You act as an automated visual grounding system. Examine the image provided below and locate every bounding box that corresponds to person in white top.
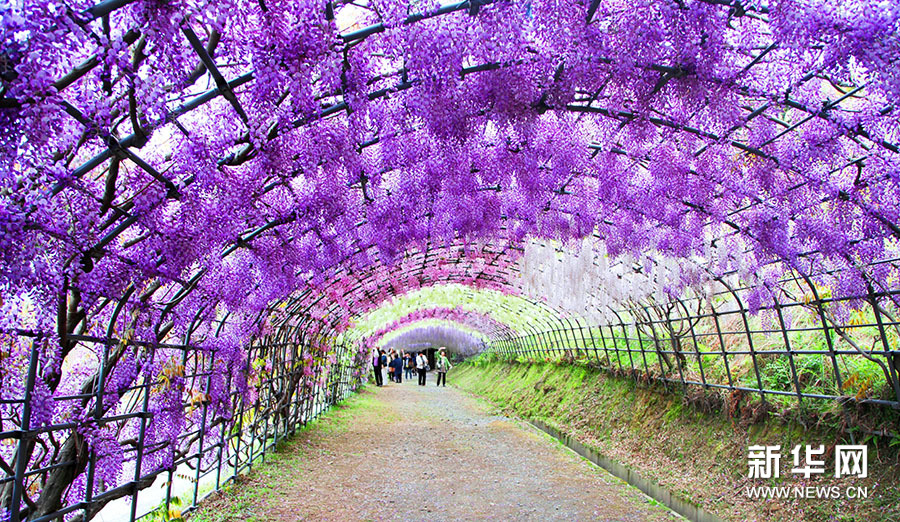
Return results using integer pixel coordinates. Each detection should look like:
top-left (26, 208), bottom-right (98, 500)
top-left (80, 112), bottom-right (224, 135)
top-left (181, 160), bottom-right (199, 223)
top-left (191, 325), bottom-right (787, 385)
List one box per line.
top-left (415, 351), bottom-right (428, 386)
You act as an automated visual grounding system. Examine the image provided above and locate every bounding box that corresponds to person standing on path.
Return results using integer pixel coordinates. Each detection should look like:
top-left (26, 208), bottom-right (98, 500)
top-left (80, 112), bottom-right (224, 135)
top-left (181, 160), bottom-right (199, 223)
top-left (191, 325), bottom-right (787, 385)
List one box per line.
top-left (390, 351), bottom-right (404, 383)
top-left (371, 348), bottom-right (383, 387)
top-left (435, 348), bottom-right (452, 387)
top-left (386, 349), bottom-right (395, 383)
top-left (404, 353), bottom-right (413, 380)
top-left (416, 351), bottom-right (428, 386)
top-left (379, 349), bottom-right (388, 384)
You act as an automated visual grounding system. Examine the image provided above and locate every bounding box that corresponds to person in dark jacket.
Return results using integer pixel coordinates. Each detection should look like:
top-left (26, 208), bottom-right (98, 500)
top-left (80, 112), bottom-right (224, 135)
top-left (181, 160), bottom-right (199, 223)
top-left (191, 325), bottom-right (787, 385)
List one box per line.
top-left (390, 351), bottom-right (404, 383)
top-left (404, 353), bottom-right (414, 380)
top-left (371, 348), bottom-right (383, 387)
top-left (379, 349), bottom-right (389, 384)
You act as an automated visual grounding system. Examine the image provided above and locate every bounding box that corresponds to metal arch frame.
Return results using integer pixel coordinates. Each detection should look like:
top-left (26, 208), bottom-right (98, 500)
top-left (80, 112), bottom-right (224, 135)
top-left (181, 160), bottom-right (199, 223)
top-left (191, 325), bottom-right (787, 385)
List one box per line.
top-left (5, 1), bottom-right (900, 521)
top-left (487, 267), bottom-right (900, 412)
top-left (348, 305), bottom-right (523, 344)
top-left (344, 286), bottom-right (570, 343)
top-left (68, 168), bottom-right (895, 368)
top-left (16, 0), bottom-right (894, 366)
top-left (257, 225), bottom-right (900, 413)
top-left (478, 228), bottom-right (900, 410)
top-left (21, 0), bottom-right (894, 332)
top-left (256, 228), bottom-right (627, 342)
top-left (52, 201), bottom-right (900, 412)
top-left (372, 321), bottom-right (493, 351)
top-left (255, 173), bottom-right (897, 334)
top-left (312, 285), bottom-right (553, 350)
top-left (60, 110), bottom-right (892, 360)
top-left (263, 239), bottom-right (547, 324)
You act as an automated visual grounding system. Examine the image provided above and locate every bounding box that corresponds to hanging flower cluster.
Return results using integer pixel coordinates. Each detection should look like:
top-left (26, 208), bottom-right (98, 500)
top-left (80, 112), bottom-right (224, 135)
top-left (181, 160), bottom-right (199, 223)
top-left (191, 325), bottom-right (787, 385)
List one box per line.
top-left (382, 325), bottom-right (486, 357)
top-left (361, 306), bottom-right (506, 347)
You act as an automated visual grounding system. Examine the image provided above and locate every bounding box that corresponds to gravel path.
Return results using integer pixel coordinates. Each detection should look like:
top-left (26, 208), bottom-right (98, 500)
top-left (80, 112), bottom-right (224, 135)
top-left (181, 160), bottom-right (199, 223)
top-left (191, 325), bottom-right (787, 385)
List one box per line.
top-left (192, 380), bottom-right (682, 521)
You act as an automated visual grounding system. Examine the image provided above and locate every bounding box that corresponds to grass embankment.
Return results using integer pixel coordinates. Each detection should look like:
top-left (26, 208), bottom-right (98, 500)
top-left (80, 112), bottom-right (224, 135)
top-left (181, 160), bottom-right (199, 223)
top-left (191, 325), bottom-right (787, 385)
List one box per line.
top-left (453, 358), bottom-right (900, 522)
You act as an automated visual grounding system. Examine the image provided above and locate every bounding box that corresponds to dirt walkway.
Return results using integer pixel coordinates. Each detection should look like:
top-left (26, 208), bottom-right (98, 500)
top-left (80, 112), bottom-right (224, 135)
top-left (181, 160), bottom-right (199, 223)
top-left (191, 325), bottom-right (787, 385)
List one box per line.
top-left (191, 380), bottom-right (681, 521)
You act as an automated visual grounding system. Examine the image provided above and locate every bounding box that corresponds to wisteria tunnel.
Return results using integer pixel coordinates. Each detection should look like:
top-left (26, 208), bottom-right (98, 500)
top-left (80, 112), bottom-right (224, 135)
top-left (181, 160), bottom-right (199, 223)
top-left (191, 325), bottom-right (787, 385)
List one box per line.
top-left (1, 0), bottom-right (899, 520)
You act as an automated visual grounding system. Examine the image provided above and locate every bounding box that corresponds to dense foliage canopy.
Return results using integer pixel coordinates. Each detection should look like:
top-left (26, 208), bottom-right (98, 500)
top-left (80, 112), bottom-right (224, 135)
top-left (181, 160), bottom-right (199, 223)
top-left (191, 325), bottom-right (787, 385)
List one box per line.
top-left (1, 0), bottom-right (899, 519)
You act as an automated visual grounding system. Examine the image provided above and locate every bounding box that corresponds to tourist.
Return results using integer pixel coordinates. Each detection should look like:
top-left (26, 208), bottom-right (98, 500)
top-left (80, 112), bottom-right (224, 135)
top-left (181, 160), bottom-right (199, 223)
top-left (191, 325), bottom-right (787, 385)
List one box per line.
top-left (390, 351), bottom-right (404, 383)
top-left (386, 350), bottom-right (395, 382)
top-left (386, 349), bottom-right (395, 382)
top-left (371, 348), bottom-right (383, 387)
top-left (416, 351), bottom-right (428, 386)
top-left (435, 348), bottom-right (452, 387)
top-left (388, 350), bottom-right (396, 383)
top-left (405, 353), bottom-right (415, 380)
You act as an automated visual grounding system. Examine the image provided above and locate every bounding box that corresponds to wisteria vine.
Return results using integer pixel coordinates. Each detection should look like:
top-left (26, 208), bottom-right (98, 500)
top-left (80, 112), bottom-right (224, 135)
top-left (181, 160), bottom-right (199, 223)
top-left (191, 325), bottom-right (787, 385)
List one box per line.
top-left (1, 0), bottom-right (900, 519)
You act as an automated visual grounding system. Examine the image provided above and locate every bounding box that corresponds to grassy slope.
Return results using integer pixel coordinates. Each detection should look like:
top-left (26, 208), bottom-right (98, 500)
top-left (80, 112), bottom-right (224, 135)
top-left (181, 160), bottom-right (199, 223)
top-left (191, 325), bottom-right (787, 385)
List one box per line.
top-left (453, 359), bottom-right (900, 522)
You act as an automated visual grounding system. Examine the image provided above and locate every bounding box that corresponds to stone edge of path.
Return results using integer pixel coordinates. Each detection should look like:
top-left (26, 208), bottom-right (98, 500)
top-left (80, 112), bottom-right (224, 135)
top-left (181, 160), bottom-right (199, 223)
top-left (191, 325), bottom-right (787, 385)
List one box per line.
top-left (526, 418), bottom-right (726, 522)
